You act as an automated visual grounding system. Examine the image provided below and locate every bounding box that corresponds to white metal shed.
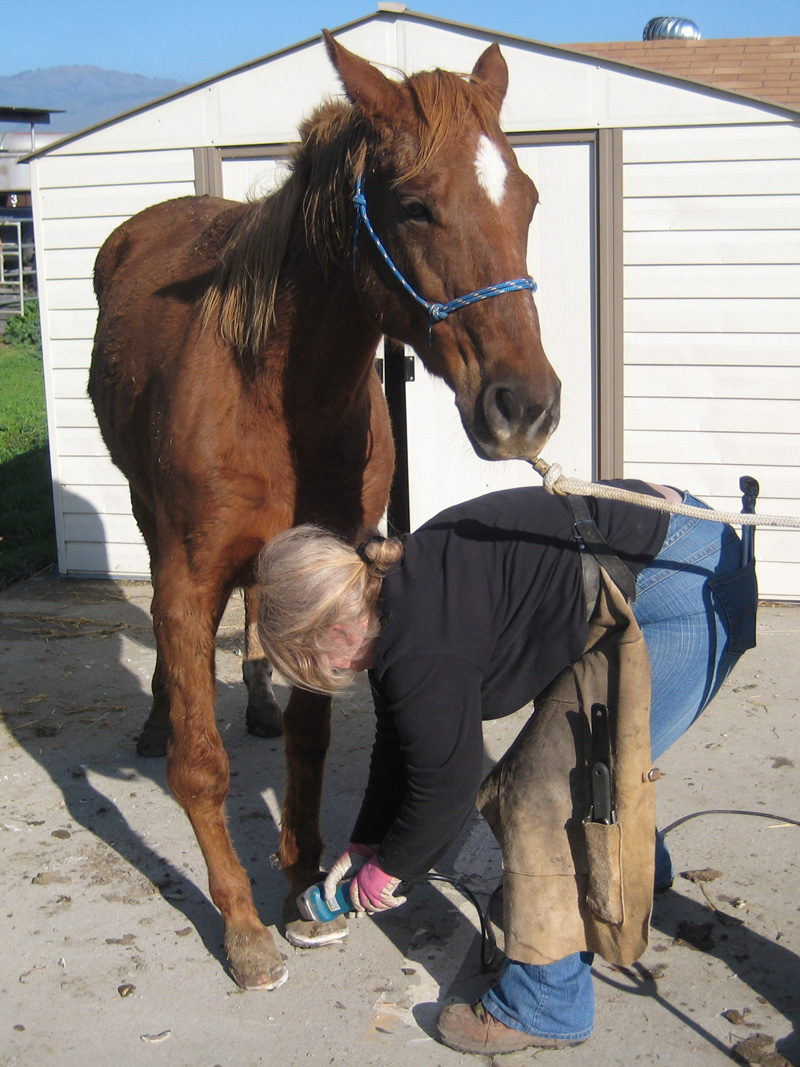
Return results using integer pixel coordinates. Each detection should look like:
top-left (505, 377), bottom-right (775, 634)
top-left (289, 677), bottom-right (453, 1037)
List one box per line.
top-left (27, 5), bottom-right (800, 598)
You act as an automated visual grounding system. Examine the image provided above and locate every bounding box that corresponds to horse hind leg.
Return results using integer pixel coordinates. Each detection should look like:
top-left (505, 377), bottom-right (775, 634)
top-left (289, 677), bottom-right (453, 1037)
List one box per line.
top-left (243, 584), bottom-right (283, 738)
top-left (154, 570), bottom-right (287, 990)
top-left (129, 489), bottom-right (172, 757)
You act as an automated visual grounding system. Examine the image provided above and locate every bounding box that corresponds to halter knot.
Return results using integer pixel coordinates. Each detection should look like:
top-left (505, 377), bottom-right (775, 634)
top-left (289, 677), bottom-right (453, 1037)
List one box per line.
top-left (542, 462), bottom-right (564, 495)
top-left (428, 303), bottom-right (449, 322)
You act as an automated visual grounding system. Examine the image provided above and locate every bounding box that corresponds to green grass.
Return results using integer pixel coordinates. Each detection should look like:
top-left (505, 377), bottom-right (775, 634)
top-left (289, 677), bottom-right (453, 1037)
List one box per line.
top-left (0, 303), bottom-right (57, 589)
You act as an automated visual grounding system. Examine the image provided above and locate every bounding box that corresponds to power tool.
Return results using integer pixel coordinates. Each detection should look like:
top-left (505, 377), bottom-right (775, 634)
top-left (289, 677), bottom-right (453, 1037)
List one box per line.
top-left (296, 879), bottom-right (354, 923)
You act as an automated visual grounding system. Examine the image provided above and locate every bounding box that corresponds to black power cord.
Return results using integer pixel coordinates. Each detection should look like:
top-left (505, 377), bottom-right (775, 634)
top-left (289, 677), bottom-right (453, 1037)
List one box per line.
top-left (410, 874), bottom-right (504, 972)
top-left (662, 808), bottom-right (800, 834)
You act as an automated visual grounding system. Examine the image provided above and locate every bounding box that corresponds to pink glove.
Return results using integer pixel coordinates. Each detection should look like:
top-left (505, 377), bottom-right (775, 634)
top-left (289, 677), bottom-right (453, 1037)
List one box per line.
top-left (351, 855), bottom-right (407, 914)
top-left (323, 842), bottom-right (376, 908)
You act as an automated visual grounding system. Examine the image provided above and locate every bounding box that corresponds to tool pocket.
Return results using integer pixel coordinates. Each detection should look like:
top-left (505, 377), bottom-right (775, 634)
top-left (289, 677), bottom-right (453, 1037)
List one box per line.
top-left (583, 821), bottom-right (624, 926)
top-left (708, 558), bottom-right (757, 657)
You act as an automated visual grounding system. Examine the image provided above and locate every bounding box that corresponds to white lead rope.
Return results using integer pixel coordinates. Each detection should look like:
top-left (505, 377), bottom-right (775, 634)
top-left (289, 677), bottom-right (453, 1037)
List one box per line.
top-left (528, 457), bottom-right (800, 530)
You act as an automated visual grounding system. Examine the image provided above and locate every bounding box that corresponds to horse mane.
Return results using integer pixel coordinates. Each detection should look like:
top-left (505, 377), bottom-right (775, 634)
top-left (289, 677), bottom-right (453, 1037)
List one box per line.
top-left (202, 67), bottom-right (501, 360)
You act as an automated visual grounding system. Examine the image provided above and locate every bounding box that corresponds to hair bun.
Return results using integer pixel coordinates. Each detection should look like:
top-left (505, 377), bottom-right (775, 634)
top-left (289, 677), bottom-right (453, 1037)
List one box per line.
top-left (356, 534), bottom-right (404, 576)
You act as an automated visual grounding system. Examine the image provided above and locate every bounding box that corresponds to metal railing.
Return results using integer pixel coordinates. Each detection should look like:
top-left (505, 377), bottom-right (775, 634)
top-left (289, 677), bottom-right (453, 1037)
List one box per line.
top-left (0, 217), bottom-right (36, 317)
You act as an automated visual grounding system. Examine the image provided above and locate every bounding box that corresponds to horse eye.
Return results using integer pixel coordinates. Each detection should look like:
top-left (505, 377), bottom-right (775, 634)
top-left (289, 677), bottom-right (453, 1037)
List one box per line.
top-left (402, 198), bottom-right (431, 221)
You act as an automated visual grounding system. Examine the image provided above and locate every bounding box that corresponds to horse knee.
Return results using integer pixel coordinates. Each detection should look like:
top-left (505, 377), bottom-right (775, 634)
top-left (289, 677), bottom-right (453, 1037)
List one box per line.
top-left (166, 732), bottom-right (230, 810)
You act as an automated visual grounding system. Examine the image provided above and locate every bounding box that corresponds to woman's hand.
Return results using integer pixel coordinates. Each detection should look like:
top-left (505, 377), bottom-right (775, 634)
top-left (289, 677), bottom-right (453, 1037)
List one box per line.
top-left (323, 842), bottom-right (375, 908)
top-left (351, 856), bottom-right (407, 914)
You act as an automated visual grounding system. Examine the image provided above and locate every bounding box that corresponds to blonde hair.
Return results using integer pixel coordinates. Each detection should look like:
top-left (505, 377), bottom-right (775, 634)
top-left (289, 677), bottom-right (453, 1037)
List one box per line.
top-left (256, 525), bottom-right (404, 694)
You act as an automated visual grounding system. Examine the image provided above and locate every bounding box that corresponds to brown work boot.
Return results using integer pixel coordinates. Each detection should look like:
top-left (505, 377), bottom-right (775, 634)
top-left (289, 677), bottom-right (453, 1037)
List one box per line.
top-left (436, 1001), bottom-right (585, 1054)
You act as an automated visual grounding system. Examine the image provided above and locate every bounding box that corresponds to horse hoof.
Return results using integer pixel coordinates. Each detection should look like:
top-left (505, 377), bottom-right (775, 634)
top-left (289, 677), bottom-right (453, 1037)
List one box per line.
top-left (284, 914), bottom-right (349, 948)
top-left (246, 702), bottom-right (283, 739)
top-left (135, 722), bottom-right (171, 758)
top-left (224, 927), bottom-right (289, 991)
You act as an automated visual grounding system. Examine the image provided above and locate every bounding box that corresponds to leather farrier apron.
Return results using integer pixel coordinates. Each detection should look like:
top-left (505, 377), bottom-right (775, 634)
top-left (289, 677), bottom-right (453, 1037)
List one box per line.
top-left (478, 534), bottom-right (657, 967)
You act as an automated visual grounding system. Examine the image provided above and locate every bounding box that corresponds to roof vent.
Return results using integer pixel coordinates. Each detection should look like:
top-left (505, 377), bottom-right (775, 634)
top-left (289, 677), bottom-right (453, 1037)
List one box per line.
top-left (643, 16), bottom-right (701, 40)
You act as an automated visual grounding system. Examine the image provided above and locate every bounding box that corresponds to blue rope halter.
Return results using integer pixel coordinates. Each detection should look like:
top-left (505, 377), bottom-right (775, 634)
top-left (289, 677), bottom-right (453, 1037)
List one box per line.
top-left (352, 174), bottom-right (537, 341)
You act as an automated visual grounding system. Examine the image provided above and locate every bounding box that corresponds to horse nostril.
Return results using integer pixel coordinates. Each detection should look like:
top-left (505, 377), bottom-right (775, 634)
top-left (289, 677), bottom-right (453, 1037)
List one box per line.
top-left (494, 388), bottom-right (517, 425)
top-left (484, 384), bottom-right (522, 439)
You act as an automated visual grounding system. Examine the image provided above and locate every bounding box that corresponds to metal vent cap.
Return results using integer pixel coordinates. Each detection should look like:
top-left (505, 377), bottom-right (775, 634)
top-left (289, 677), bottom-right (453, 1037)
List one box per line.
top-left (643, 16), bottom-right (701, 40)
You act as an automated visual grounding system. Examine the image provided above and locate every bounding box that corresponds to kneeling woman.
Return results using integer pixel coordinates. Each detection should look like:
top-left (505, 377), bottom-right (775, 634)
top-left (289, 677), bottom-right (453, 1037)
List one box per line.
top-left (257, 481), bottom-right (756, 1055)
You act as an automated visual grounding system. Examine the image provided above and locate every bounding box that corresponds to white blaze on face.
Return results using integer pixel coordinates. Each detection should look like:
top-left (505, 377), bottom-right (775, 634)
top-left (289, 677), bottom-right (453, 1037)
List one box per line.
top-left (474, 134), bottom-right (508, 207)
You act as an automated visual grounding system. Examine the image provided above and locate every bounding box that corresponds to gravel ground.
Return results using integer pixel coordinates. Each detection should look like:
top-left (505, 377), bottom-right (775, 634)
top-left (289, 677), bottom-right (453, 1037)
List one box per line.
top-left (1, 573), bottom-right (798, 1066)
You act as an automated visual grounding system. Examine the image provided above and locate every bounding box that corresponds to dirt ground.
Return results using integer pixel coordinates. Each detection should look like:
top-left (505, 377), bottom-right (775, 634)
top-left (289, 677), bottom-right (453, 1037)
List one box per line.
top-left (1, 572), bottom-right (799, 1067)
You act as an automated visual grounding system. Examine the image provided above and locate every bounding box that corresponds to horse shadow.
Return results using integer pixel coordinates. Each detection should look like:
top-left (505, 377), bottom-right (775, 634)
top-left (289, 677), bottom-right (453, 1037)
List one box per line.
top-left (0, 506), bottom-right (291, 976)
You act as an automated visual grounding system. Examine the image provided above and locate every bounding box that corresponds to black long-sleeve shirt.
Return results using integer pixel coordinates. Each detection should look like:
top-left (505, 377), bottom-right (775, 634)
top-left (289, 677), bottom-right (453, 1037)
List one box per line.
top-left (351, 482), bottom-right (670, 880)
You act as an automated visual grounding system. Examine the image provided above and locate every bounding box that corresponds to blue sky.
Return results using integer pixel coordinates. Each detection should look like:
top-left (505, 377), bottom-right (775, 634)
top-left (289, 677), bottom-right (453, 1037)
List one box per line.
top-left (10, 1), bottom-right (800, 83)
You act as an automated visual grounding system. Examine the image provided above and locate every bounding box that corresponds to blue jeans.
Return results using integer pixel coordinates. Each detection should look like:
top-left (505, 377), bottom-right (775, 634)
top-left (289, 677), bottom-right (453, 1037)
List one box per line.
top-left (483, 495), bottom-right (756, 1041)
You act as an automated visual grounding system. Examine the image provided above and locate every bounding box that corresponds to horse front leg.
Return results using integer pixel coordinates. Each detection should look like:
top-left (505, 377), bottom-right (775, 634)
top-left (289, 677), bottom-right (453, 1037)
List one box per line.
top-left (242, 584), bottom-right (283, 738)
top-left (154, 578), bottom-right (288, 990)
top-left (279, 687), bottom-right (347, 947)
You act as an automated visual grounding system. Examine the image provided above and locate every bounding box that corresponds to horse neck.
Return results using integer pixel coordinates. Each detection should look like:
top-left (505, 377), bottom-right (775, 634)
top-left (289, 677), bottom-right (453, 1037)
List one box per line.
top-left (275, 239), bottom-right (381, 411)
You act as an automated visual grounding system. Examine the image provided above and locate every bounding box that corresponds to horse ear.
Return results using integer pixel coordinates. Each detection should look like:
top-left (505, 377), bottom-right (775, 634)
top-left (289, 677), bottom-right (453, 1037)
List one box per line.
top-left (322, 30), bottom-right (407, 126)
top-left (470, 43), bottom-right (509, 111)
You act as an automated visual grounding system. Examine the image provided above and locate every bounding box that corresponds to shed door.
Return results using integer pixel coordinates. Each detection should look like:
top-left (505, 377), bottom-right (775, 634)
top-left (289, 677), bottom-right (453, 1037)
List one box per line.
top-left (221, 156), bottom-right (290, 201)
top-left (401, 140), bottom-right (596, 531)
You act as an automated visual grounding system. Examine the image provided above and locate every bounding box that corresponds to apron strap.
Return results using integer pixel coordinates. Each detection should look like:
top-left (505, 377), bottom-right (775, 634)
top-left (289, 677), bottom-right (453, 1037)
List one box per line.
top-left (567, 494), bottom-right (637, 620)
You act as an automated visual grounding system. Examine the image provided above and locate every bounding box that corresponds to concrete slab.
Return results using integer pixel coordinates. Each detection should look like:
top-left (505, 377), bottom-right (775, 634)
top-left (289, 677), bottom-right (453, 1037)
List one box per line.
top-left (0, 574), bottom-right (798, 1066)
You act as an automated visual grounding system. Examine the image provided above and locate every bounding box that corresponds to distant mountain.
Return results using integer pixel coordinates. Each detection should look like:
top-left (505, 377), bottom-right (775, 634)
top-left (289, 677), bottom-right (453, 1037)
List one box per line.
top-left (0, 66), bottom-right (185, 134)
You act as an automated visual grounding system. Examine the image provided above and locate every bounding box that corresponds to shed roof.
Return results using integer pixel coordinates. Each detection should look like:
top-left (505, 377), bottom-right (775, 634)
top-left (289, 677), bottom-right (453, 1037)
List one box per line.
top-left (563, 36), bottom-right (800, 110)
top-left (25, 13), bottom-right (800, 161)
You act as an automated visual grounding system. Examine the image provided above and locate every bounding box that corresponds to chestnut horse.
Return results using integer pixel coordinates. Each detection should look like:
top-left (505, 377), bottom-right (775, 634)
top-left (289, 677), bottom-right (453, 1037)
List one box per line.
top-left (88, 32), bottom-right (560, 991)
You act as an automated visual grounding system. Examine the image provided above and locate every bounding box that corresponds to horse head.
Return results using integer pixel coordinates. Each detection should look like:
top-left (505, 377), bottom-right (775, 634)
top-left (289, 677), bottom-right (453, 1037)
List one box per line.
top-left (324, 32), bottom-right (561, 462)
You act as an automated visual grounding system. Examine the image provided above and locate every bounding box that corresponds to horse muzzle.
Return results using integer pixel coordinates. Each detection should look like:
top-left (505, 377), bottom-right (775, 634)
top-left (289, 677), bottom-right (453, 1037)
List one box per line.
top-left (471, 376), bottom-right (562, 461)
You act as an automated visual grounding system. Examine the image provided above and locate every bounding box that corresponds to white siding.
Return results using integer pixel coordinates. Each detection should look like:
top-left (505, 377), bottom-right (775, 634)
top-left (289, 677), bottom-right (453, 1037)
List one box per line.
top-left (28, 12), bottom-right (800, 597)
top-left (621, 124), bottom-right (800, 600)
top-left (32, 148), bottom-right (197, 576)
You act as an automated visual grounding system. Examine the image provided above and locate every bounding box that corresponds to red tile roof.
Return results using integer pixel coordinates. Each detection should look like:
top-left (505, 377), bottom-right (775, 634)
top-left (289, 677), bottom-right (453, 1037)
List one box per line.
top-left (562, 37), bottom-right (800, 110)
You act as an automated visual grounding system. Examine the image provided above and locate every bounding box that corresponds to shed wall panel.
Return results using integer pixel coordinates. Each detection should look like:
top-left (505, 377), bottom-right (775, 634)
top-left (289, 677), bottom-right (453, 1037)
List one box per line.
top-left (47, 311), bottom-right (100, 341)
top-left (58, 428), bottom-right (116, 457)
top-left (38, 216), bottom-right (131, 249)
top-left (623, 158), bottom-right (800, 197)
top-left (39, 182), bottom-right (195, 220)
top-left (57, 455), bottom-right (129, 485)
top-left (37, 150), bottom-right (195, 186)
top-left (42, 248), bottom-right (98, 280)
top-left (54, 398), bottom-right (98, 426)
top-left (624, 298), bottom-right (800, 332)
top-left (747, 560), bottom-right (800, 601)
top-left (624, 264), bottom-right (800, 298)
top-left (624, 397), bottom-right (799, 433)
top-left (624, 124), bottom-right (800, 163)
top-left (47, 279), bottom-right (99, 312)
top-left (63, 511), bottom-right (143, 544)
top-left (626, 429), bottom-right (800, 466)
top-left (64, 541), bottom-right (150, 577)
top-left (624, 229), bottom-right (800, 265)
top-left (626, 365), bottom-right (800, 401)
top-left (62, 484), bottom-right (133, 515)
top-left (49, 344), bottom-right (97, 372)
top-left (625, 194), bottom-right (800, 231)
top-left (624, 333), bottom-right (800, 366)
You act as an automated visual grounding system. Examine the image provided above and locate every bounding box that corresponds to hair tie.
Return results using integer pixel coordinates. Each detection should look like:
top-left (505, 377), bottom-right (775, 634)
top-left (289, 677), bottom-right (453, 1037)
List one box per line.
top-left (356, 535), bottom-right (384, 564)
